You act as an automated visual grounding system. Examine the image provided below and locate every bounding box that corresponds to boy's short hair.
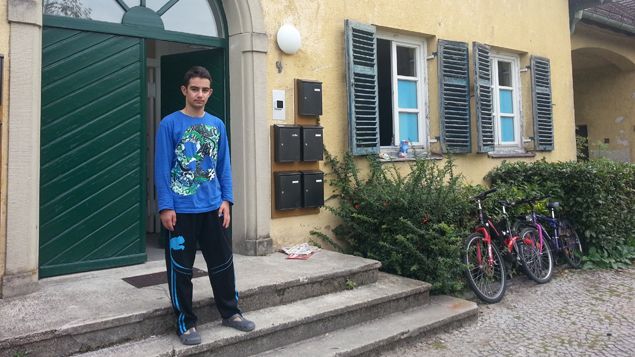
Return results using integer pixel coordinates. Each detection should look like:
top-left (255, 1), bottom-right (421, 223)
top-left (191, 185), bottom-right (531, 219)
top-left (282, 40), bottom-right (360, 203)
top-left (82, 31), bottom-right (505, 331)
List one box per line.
top-left (183, 66), bottom-right (212, 87)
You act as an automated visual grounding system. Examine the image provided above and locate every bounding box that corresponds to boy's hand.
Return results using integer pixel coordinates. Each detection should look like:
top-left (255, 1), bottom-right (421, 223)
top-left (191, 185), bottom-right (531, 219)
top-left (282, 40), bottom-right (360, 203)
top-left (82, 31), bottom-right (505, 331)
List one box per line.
top-left (160, 209), bottom-right (177, 231)
top-left (219, 201), bottom-right (231, 228)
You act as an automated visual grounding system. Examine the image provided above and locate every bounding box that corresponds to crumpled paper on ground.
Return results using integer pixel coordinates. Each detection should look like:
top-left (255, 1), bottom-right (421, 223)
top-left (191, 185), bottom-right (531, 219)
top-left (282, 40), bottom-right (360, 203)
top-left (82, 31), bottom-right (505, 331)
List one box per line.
top-left (280, 243), bottom-right (320, 260)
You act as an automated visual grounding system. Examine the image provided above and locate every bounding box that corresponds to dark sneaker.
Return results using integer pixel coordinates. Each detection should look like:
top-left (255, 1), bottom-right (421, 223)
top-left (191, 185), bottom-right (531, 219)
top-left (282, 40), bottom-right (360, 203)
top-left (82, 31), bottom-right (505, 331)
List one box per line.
top-left (222, 313), bottom-right (256, 332)
top-left (179, 327), bottom-right (201, 345)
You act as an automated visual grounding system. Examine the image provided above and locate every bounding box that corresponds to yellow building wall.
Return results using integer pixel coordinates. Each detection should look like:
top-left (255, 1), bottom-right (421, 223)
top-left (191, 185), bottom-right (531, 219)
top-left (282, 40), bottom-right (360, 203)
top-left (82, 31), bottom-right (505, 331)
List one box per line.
top-left (574, 67), bottom-right (634, 162)
top-left (571, 24), bottom-right (635, 162)
top-left (260, 0), bottom-right (576, 247)
top-left (1, 0), bottom-right (10, 289)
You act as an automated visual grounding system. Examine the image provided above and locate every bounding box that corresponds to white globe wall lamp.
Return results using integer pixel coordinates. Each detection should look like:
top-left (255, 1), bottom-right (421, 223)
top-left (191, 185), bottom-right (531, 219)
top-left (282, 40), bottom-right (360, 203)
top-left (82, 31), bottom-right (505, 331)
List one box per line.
top-left (276, 24), bottom-right (302, 55)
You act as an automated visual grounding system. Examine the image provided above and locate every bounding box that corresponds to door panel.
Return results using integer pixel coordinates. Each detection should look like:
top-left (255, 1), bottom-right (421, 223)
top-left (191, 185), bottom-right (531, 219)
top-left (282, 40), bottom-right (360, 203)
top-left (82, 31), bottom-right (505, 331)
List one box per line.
top-left (40, 27), bottom-right (146, 277)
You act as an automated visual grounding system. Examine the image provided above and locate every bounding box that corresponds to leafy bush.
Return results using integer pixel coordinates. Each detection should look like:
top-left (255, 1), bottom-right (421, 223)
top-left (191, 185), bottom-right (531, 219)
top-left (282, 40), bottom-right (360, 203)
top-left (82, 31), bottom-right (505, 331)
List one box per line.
top-left (486, 159), bottom-right (635, 268)
top-left (311, 152), bottom-right (474, 294)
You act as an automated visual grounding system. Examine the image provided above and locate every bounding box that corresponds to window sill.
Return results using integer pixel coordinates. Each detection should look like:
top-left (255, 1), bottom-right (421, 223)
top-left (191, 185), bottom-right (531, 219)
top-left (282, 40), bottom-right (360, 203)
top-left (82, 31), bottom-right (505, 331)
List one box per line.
top-left (378, 152), bottom-right (443, 162)
top-left (487, 151), bottom-right (535, 158)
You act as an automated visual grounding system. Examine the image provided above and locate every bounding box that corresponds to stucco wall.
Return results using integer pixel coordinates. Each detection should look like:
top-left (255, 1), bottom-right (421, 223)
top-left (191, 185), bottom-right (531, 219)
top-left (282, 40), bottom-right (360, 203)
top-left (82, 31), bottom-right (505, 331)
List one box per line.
top-left (574, 68), bottom-right (634, 162)
top-left (259, 0), bottom-right (577, 247)
top-left (0, 0), bottom-right (9, 292)
top-left (572, 24), bottom-right (635, 163)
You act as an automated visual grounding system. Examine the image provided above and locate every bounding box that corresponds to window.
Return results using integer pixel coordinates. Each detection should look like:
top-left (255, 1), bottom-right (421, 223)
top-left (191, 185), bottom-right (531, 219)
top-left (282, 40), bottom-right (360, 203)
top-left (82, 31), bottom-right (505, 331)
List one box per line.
top-left (347, 26), bottom-right (554, 156)
top-left (377, 35), bottom-right (428, 149)
top-left (491, 53), bottom-right (521, 149)
top-left (43, 0), bottom-right (222, 38)
top-left (345, 20), bottom-right (430, 156)
top-left (475, 43), bottom-right (553, 154)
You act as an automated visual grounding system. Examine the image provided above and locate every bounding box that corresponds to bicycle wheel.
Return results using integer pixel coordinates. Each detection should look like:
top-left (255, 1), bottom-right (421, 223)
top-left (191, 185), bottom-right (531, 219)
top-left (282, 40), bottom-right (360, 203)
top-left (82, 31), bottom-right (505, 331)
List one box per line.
top-left (518, 227), bottom-right (554, 284)
top-left (559, 220), bottom-right (583, 268)
top-left (464, 233), bottom-right (506, 303)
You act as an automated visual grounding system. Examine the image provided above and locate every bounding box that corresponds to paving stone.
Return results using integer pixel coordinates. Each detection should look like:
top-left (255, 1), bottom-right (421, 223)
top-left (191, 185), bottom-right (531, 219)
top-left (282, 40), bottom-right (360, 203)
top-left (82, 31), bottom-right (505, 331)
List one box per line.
top-left (381, 267), bottom-right (635, 357)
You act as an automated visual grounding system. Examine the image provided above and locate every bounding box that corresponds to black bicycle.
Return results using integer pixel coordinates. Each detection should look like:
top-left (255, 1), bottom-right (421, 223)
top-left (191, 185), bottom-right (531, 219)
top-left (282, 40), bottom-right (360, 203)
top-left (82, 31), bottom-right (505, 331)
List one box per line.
top-left (516, 197), bottom-right (583, 269)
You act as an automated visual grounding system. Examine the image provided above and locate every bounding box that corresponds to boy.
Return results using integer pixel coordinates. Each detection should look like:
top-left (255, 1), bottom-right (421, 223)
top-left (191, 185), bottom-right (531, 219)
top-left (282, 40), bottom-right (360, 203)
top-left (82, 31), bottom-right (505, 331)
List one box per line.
top-left (154, 66), bottom-right (255, 345)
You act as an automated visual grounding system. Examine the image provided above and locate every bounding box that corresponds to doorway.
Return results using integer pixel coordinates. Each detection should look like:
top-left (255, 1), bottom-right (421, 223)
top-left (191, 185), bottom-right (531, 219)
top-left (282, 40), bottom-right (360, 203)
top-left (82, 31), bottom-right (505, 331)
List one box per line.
top-left (38, 0), bottom-right (232, 276)
top-left (144, 40), bottom-right (227, 261)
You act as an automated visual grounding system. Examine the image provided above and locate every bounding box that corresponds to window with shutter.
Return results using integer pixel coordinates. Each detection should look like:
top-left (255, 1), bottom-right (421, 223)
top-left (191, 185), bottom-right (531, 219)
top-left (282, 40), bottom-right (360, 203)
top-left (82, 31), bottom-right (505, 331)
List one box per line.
top-left (345, 19), bottom-right (379, 155)
top-left (473, 42), bottom-right (494, 153)
top-left (491, 53), bottom-right (522, 149)
top-left (376, 31), bottom-right (428, 152)
top-left (438, 40), bottom-right (471, 153)
top-left (531, 56), bottom-right (554, 151)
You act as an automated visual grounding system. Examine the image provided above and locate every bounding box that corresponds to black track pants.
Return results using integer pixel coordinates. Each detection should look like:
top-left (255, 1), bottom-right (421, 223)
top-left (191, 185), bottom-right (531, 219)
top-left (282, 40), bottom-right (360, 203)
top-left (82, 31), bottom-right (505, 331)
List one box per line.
top-left (165, 210), bottom-right (240, 335)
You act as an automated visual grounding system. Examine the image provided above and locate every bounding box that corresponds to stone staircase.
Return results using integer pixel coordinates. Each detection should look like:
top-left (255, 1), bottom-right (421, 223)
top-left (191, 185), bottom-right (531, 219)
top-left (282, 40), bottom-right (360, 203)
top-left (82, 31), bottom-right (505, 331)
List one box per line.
top-left (0, 251), bottom-right (477, 356)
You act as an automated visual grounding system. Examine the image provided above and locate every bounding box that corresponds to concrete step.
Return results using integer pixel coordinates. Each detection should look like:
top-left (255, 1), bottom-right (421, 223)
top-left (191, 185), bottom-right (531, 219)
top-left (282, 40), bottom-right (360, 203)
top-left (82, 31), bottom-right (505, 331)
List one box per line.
top-left (255, 295), bottom-right (478, 357)
top-left (76, 273), bottom-right (431, 356)
top-left (0, 251), bottom-right (381, 357)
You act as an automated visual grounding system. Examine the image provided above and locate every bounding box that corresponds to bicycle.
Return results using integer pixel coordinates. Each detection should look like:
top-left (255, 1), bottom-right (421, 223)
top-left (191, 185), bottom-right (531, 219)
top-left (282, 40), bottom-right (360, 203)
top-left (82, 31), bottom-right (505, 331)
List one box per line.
top-left (515, 197), bottom-right (583, 269)
top-left (464, 188), bottom-right (545, 303)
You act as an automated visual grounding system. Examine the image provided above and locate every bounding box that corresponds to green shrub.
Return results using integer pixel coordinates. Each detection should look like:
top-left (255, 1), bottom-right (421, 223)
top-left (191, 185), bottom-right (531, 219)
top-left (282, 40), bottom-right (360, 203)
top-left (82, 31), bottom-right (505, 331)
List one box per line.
top-left (312, 152), bottom-right (473, 294)
top-left (486, 159), bottom-right (635, 268)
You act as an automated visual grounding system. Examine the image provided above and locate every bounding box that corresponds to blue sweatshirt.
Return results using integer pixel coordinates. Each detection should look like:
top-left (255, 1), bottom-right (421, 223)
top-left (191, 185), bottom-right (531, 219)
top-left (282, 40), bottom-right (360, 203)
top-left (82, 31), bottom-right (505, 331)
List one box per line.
top-left (154, 111), bottom-right (233, 213)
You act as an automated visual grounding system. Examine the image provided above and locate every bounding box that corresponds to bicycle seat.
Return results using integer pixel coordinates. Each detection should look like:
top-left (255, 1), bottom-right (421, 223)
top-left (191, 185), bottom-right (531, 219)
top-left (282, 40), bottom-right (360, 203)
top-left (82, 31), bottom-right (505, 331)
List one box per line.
top-left (547, 202), bottom-right (560, 209)
top-left (498, 200), bottom-right (514, 207)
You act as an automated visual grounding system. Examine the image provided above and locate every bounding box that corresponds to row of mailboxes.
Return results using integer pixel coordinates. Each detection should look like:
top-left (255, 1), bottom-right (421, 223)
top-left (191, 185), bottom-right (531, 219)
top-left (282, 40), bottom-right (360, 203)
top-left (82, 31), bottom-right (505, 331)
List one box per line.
top-left (275, 171), bottom-right (324, 210)
top-left (274, 124), bottom-right (323, 162)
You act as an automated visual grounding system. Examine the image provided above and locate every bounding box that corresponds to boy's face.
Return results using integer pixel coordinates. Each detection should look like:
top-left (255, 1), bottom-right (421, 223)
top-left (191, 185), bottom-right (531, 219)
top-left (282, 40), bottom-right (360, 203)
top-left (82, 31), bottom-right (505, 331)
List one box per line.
top-left (181, 77), bottom-right (212, 110)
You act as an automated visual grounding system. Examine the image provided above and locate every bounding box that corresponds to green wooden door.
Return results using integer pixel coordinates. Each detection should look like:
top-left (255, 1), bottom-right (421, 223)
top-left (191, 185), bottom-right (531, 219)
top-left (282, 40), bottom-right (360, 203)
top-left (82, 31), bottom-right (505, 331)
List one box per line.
top-left (40, 27), bottom-right (146, 277)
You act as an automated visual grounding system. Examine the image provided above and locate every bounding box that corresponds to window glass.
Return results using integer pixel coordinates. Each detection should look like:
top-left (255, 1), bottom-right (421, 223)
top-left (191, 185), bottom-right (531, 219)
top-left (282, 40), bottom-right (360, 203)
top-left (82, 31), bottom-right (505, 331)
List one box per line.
top-left (397, 80), bottom-right (417, 109)
top-left (44, 0), bottom-right (124, 22)
top-left (499, 89), bottom-right (513, 114)
top-left (500, 116), bottom-right (515, 142)
top-left (146, 0), bottom-right (169, 11)
top-left (161, 0), bottom-right (218, 37)
top-left (497, 61), bottom-right (512, 86)
top-left (396, 46), bottom-right (416, 77)
top-left (122, 0), bottom-right (140, 7)
top-left (399, 113), bottom-right (419, 142)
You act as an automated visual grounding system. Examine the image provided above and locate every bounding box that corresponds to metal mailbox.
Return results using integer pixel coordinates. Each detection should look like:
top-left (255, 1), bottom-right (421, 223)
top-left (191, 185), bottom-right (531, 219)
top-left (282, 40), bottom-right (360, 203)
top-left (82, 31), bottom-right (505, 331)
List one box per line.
top-left (302, 126), bottom-right (323, 162)
top-left (274, 124), bottom-right (301, 162)
top-left (274, 171), bottom-right (302, 210)
top-left (297, 79), bottom-right (322, 117)
top-left (302, 170), bottom-right (324, 208)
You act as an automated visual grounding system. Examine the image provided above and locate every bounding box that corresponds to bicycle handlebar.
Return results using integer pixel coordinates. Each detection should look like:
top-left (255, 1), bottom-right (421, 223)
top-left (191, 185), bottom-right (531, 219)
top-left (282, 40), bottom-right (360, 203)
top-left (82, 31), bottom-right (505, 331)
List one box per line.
top-left (472, 188), bottom-right (497, 201)
top-left (516, 195), bottom-right (550, 206)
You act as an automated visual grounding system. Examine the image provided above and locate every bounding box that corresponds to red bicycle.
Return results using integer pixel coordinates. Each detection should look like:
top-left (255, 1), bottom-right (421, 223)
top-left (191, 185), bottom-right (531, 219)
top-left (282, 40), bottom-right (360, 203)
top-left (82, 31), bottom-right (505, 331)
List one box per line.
top-left (464, 188), bottom-right (543, 303)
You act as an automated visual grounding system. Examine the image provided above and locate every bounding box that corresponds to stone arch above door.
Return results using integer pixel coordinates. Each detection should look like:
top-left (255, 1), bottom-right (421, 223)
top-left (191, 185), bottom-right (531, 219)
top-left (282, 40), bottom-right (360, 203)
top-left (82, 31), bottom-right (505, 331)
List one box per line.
top-left (572, 47), bottom-right (635, 72)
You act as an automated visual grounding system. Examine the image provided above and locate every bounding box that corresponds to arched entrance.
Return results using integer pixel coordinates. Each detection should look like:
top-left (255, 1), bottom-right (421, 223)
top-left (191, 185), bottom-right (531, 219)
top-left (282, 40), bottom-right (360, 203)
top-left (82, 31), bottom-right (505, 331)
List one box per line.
top-left (39, 0), bottom-right (230, 277)
top-left (572, 45), bottom-right (635, 163)
top-left (2, 0), bottom-right (269, 296)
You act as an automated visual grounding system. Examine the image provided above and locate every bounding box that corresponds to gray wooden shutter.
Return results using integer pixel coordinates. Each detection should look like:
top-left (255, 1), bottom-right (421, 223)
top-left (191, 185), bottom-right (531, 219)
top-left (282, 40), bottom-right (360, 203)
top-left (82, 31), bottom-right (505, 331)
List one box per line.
top-left (531, 56), bottom-right (554, 151)
top-left (473, 42), bottom-right (494, 153)
top-left (345, 19), bottom-right (379, 155)
top-left (438, 40), bottom-right (471, 153)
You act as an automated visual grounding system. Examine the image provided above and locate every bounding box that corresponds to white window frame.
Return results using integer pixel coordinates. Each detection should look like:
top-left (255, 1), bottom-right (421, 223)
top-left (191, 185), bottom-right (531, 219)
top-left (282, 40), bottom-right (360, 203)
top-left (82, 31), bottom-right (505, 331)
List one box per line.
top-left (377, 31), bottom-right (429, 151)
top-left (491, 52), bottom-right (522, 150)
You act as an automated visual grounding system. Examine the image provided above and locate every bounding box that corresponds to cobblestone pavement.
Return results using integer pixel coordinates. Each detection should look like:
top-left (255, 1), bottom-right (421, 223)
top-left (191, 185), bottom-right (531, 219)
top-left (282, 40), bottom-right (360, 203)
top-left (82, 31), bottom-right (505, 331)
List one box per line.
top-left (382, 267), bottom-right (635, 357)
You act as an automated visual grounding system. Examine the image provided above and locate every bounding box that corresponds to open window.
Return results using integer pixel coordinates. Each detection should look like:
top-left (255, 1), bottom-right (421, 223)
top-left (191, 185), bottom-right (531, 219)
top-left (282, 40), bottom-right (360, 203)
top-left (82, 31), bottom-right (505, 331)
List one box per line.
top-left (345, 20), bottom-right (430, 157)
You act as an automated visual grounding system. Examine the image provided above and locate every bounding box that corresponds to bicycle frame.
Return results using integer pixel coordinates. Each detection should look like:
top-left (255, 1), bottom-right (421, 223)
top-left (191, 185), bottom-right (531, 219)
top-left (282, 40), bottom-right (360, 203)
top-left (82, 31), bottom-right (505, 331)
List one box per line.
top-left (526, 204), bottom-right (564, 252)
top-left (475, 199), bottom-right (519, 258)
top-left (535, 212), bottom-right (566, 251)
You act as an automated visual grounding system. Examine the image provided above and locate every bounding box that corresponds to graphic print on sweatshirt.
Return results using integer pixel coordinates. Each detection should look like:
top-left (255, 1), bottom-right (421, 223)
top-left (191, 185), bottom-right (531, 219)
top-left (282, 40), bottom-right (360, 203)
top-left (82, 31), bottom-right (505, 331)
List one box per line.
top-left (171, 124), bottom-right (220, 195)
